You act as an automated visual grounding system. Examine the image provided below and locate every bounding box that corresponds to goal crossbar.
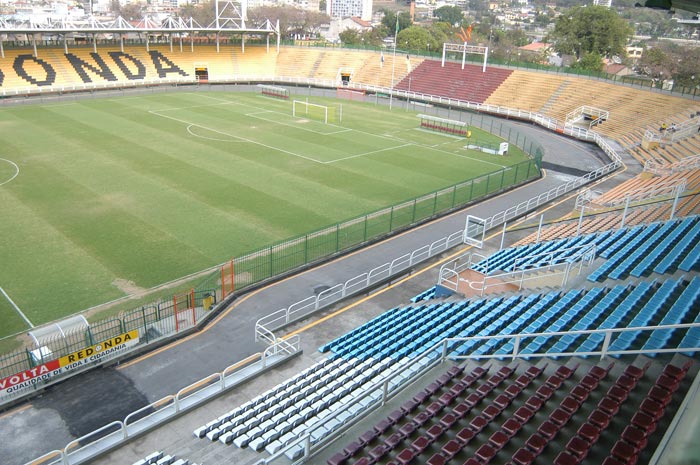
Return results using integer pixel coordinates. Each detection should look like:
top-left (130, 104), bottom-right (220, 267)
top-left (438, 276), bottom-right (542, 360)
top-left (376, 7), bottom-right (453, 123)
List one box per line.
top-left (292, 100), bottom-right (341, 124)
top-left (442, 43), bottom-right (489, 72)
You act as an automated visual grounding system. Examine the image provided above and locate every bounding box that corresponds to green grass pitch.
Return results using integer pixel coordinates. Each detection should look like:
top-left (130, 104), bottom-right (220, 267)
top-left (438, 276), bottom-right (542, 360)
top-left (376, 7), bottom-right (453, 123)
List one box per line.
top-left (0, 91), bottom-right (529, 337)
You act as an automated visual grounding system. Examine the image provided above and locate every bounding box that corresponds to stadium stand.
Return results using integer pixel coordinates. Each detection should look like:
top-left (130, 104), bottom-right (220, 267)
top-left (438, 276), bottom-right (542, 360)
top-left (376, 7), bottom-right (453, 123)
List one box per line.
top-left (481, 70), bottom-right (568, 113)
top-left (189, 268), bottom-right (698, 460)
top-left (275, 47), bottom-right (323, 79)
top-left (2, 44), bottom-right (700, 465)
top-left (393, 61), bottom-right (513, 104)
top-left (322, 359), bottom-right (691, 465)
top-left (310, 50), bottom-right (373, 81)
top-left (233, 46), bottom-right (277, 77)
top-left (351, 53), bottom-right (421, 89)
top-left (130, 451), bottom-right (202, 465)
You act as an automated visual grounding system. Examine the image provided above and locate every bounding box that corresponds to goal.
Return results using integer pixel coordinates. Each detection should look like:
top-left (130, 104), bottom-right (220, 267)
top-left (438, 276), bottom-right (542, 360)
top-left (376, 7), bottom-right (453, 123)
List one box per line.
top-left (292, 100), bottom-right (342, 124)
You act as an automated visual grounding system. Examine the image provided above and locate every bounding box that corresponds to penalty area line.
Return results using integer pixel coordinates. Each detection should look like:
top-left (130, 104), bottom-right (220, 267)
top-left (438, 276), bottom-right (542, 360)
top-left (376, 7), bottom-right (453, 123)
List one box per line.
top-left (0, 286), bottom-right (34, 328)
top-left (148, 109), bottom-right (327, 165)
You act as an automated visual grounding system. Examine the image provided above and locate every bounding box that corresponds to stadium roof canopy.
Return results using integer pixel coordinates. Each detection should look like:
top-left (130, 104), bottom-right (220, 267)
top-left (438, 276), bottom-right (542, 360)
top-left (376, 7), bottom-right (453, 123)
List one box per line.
top-left (0, 15), bottom-right (278, 36)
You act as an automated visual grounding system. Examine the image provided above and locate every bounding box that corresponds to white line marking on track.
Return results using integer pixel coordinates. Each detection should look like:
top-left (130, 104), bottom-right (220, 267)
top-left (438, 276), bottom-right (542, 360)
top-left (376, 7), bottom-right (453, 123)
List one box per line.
top-left (0, 158), bottom-right (20, 187)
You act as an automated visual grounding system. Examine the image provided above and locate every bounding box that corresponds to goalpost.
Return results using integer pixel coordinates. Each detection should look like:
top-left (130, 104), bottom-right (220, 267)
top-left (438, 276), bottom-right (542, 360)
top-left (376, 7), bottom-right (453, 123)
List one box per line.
top-left (292, 100), bottom-right (342, 124)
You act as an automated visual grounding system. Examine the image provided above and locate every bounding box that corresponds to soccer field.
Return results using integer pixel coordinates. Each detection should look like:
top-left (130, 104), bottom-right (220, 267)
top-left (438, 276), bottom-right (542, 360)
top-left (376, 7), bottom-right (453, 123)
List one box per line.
top-left (0, 91), bottom-right (531, 337)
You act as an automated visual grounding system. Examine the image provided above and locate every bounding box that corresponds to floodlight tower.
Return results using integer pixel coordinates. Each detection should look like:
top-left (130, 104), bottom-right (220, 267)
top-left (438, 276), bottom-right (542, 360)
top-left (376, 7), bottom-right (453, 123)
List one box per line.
top-left (214, 0), bottom-right (247, 51)
top-left (215, 0), bottom-right (247, 29)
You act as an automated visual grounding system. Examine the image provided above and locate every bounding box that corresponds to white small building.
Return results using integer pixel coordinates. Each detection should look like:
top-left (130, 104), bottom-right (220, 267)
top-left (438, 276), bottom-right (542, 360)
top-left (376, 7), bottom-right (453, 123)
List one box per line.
top-left (327, 0), bottom-right (372, 21)
top-left (322, 16), bottom-right (371, 42)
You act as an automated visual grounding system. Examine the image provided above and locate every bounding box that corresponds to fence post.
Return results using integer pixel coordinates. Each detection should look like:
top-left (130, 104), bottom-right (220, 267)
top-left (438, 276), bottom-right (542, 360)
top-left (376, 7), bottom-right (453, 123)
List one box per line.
top-left (364, 214), bottom-right (368, 241)
top-left (389, 206), bottom-right (394, 232)
top-left (412, 199), bottom-right (417, 223)
top-left (601, 330), bottom-right (613, 360)
top-left (268, 245), bottom-right (273, 279)
top-left (451, 185), bottom-right (457, 208)
top-left (86, 327), bottom-right (95, 346)
top-left (335, 224), bottom-right (340, 252)
top-left (304, 235), bottom-right (308, 264)
top-left (141, 307), bottom-right (149, 343)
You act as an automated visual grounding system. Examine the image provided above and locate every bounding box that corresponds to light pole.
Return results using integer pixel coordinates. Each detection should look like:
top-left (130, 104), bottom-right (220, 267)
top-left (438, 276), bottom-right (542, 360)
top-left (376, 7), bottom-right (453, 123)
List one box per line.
top-left (406, 75), bottom-right (412, 111)
top-left (389, 38), bottom-right (396, 110)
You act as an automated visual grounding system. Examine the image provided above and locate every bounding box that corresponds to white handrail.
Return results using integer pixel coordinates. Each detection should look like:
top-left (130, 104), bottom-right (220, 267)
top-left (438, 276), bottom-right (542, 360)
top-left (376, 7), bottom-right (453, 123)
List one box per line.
top-left (258, 322), bottom-right (700, 465)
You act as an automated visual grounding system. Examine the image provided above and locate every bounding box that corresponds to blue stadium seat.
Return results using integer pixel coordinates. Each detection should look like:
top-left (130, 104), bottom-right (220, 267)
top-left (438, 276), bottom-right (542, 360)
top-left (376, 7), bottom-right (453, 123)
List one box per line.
top-left (642, 276), bottom-right (700, 355)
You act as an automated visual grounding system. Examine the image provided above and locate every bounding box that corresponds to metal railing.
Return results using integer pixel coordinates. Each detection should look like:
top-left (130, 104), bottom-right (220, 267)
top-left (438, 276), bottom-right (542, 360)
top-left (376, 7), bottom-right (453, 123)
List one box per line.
top-left (438, 245), bottom-right (597, 296)
top-left (257, 322), bottom-right (700, 465)
top-left (23, 334), bottom-right (300, 465)
top-left (254, 230), bottom-right (465, 337)
top-left (645, 155), bottom-right (700, 175)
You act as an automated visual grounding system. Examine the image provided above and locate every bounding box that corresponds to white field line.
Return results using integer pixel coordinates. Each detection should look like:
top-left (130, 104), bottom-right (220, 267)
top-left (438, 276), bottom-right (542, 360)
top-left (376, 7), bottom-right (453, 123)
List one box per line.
top-left (186, 124), bottom-right (247, 142)
top-left (149, 109), bottom-right (327, 164)
top-left (165, 93), bottom-right (506, 167)
top-left (0, 286), bottom-right (34, 328)
top-left (150, 101), bottom-right (234, 112)
top-left (192, 92), bottom-right (352, 131)
top-left (327, 144), bottom-right (414, 164)
top-left (0, 158), bottom-right (20, 187)
top-left (245, 111), bottom-right (352, 135)
top-left (151, 106), bottom-right (408, 165)
top-left (415, 127), bottom-right (466, 142)
top-left (381, 130), bottom-right (506, 169)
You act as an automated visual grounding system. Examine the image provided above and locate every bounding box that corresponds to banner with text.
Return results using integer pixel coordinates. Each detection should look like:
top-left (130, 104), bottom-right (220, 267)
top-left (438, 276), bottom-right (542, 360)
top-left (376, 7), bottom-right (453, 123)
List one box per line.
top-left (0, 330), bottom-right (140, 400)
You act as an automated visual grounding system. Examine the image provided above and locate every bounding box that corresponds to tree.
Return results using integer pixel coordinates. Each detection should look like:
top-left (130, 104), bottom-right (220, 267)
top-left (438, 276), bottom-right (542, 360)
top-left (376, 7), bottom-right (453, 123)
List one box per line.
top-left (339, 28), bottom-right (361, 46)
top-left (380, 10), bottom-right (412, 34)
top-left (247, 5), bottom-right (329, 39)
top-left (637, 45), bottom-right (675, 79)
top-left (319, 0), bottom-right (326, 12)
top-left (433, 5), bottom-right (464, 26)
top-left (548, 5), bottom-right (633, 60)
top-left (396, 26), bottom-right (431, 51)
top-left (178, 0), bottom-right (215, 27)
top-left (636, 42), bottom-right (700, 86)
top-left (111, 0), bottom-right (145, 20)
top-left (361, 27), bottom-right (389, 47)
top-left (572, 51), bottom-right (604, 72)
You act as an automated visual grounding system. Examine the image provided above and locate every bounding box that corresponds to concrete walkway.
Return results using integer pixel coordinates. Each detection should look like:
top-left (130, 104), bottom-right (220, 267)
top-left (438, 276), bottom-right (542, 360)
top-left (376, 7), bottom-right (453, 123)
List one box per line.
top-left (0, 114), bottom-right (615, 465)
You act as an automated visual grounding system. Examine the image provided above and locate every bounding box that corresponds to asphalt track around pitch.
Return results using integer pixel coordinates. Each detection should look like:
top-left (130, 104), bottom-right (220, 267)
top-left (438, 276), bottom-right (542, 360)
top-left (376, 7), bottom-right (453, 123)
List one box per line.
top-left (0, 113), bottom-right (634, 465)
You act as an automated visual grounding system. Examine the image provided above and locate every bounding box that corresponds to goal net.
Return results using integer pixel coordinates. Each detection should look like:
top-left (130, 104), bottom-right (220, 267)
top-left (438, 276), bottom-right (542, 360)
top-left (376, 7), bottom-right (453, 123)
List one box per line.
top-left (292, 100), bottom-right (342, 124)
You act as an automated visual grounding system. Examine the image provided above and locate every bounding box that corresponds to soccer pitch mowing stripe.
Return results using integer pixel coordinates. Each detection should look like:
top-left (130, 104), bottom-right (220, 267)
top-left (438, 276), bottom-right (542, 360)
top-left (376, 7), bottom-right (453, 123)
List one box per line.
top-left (0, 91), bottom-right (529, 334)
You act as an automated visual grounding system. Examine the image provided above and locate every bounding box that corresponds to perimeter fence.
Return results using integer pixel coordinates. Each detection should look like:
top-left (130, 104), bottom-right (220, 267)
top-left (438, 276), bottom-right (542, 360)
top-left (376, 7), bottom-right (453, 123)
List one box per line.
top-left (0, 95), bottom-right (543, 405)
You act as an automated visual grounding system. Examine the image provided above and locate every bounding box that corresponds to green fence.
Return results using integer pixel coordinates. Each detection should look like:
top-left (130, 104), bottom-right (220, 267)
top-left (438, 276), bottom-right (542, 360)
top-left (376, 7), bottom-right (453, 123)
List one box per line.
top-left (231, 156), bottom-right (539, 293)
top-left (0, 95), bottom-right (543, 397)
